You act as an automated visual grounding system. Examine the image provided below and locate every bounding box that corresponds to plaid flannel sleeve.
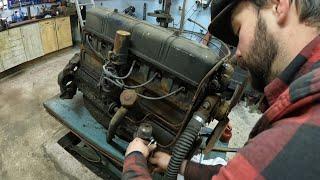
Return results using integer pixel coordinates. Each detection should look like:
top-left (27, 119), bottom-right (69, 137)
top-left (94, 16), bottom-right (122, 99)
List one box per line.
top-left (184, 161), bottom-right (223, 180)
top-left (122, 151), bottom-right (152, 180)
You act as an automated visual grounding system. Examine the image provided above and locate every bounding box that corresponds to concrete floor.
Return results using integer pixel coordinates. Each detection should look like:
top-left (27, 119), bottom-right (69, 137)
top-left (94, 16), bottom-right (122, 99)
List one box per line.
top-left (0, 48), bottom-right (100, 180)
top-left (0, 47), bottom-right (260, 179)
top-left (226, 102), bottom-right (261, 159)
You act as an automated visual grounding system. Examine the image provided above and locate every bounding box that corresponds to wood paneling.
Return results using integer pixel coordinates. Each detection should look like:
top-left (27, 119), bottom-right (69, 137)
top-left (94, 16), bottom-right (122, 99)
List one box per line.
top-left (39, 19), bottom-right (59, 54)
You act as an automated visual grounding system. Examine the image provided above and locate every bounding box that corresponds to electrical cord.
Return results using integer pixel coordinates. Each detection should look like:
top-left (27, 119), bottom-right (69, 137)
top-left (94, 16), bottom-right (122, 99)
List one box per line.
top-left (181, 31), bottom-right (228, 57)
top-left (103, 76), bottom-right (123, 88)
top-left (174, 2), bottom-right (196, 27)
top-left (102, 59), bottom-right (156, 90)
top-left (136, 87), bottom-right (185, 100)
top-left (102, 60), bottom-right (136, 80)
top-left (115, 73), bottom-right (158, 89)
top-left (190, 8), bottom-right (201, 39)
top-left (103, 70), bottom-right (185, 100)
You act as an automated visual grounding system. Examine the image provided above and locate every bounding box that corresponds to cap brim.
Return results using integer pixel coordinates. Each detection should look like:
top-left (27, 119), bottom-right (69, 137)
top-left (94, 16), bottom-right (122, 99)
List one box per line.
top-left (208, 1), bottom-right (239, 47)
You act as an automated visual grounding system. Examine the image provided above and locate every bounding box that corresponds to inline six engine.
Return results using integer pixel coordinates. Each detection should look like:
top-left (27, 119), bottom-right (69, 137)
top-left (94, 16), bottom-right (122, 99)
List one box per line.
top-left (58, 7), bottom-right (237, 179)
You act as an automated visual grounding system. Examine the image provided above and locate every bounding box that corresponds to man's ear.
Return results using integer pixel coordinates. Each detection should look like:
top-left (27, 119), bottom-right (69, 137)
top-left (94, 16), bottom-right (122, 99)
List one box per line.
top-left (271, 0), bottom-right (290, 25)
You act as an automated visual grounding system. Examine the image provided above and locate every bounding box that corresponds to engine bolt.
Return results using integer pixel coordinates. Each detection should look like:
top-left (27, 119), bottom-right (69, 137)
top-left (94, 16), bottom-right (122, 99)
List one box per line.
top-left (202, 101), bottom-right (211, 110)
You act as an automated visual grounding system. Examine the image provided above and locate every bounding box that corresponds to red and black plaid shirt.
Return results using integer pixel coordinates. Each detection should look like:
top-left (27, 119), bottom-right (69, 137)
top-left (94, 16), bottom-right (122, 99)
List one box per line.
top-left (123, 35), bottom-right (320, 180)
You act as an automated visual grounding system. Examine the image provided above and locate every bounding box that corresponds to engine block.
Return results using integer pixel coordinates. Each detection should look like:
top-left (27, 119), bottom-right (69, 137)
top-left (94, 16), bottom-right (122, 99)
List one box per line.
top-left (58, 8), bottom-right (235, 176)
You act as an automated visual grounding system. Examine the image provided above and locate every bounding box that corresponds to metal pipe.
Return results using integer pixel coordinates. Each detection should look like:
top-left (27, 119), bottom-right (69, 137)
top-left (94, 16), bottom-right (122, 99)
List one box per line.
top-left (107, 90), bottom-right (138, 143)
top-left (187, 18), bottom-right (208, 31)
top-left (212, 146), bottom-right (239, 153)
top-left (106, 107), bottom-right (128, 143)
top-left (110, 30), bottom-right (131, 65)
top-left (143, 3), bottom-right (147, 20)
top-left (179, 0), bottom-right (187, 35)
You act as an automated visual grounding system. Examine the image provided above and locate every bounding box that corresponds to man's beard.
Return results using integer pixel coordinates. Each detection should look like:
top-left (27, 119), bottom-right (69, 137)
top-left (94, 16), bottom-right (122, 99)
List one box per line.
top-left (239, 16), bottom-right (279, 93)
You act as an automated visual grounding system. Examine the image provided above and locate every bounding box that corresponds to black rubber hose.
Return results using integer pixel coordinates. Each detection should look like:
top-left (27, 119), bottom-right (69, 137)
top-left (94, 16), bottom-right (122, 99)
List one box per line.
top-left (165, 112), bottom-right (205, 179)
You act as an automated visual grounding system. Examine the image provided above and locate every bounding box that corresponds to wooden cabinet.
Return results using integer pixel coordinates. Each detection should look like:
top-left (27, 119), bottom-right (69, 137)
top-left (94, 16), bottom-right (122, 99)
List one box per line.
top-left (55, 17), bottom-right (73, 50)
top-left (0, 16), bottom-right (72, 73)
top-left (0, 27), bottom-right (27, 70)
top-left (39, 19), bottom-right (59, 54)
top-left (21, 23), bottom-right (44, 61)
top-left (39, 17), bottom-right (73, 54)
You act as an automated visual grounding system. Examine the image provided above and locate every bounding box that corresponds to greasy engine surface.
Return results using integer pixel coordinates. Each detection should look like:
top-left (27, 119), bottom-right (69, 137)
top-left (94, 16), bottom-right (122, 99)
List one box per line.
top-left (58, 8), bottom-right (230, 150)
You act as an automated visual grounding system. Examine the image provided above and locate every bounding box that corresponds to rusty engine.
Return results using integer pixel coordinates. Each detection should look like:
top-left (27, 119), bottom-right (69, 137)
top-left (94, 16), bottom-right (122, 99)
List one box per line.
top-left (58, 7), bottom-right (240, 179)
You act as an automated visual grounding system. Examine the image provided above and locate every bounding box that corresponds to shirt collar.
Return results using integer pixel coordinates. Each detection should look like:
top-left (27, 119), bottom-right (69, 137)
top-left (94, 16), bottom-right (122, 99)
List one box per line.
top-left (264, 35), bottom-right (320, 106)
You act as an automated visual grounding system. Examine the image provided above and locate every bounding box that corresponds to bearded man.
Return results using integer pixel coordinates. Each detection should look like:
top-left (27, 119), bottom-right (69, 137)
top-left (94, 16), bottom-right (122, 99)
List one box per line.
top-left (122, 0), bottom-right (320, 179)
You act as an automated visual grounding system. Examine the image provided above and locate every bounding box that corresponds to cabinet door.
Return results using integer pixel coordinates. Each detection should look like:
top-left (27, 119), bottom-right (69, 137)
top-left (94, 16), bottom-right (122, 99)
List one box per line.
top-left (55, 17), bottom-right (73, 50)
top-left (39, 19), bottom-right (58, 54)
top-left (21, 23), bottom-right (44, 61)
top-left (0, 29), bottom-right (27, 70)
top-left (8, 27), bottom-right (27, 64)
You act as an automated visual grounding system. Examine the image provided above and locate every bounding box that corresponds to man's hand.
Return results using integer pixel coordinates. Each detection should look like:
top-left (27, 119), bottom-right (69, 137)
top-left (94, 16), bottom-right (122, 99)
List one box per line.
top-left (149, 152), bottom-right (171, 173)
top-left (125, 138), bottom-right (156, 158)
top-left (149, 152), bottom-right (188, 175)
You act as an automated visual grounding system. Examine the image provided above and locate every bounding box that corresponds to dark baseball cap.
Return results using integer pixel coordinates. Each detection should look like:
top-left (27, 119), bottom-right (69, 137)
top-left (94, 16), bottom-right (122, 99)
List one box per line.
top-left (208, 0), bottom-right (240, 47)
